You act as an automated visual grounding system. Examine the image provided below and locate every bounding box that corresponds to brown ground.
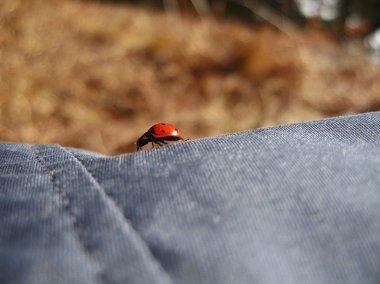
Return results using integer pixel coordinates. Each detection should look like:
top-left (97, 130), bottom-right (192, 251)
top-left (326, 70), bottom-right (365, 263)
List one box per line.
top-left (1, 0), bottom-right (380, 154)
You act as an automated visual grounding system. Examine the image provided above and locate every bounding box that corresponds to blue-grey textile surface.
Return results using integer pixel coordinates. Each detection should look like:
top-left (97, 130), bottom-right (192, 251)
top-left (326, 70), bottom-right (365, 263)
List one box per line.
top-left (1, 112), bottom-right (380, 284)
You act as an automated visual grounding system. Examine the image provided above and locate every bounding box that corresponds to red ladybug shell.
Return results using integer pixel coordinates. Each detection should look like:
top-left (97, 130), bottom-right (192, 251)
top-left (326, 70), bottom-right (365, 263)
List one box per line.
top-left (150, 123), bottom-right (183, 139)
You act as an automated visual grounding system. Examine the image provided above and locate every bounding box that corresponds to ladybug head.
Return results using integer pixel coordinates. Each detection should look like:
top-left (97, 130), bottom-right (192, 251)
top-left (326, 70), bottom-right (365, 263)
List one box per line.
top-left (136, 132), bottom-right (151, 150)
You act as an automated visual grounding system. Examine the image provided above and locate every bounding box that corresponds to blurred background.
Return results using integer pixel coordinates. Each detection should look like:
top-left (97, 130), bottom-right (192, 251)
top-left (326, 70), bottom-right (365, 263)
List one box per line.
top-left (1, 0), bottom-right (380, 154)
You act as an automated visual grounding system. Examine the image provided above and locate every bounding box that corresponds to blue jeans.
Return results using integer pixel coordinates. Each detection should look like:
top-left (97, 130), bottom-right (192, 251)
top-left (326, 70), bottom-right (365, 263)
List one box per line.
top-left (1, 112), bottom-right (380, 284)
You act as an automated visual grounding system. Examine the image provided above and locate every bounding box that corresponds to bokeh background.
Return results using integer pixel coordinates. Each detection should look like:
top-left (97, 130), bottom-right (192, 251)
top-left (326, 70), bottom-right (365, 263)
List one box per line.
top-left (1, 0), bottom-right (380, 154)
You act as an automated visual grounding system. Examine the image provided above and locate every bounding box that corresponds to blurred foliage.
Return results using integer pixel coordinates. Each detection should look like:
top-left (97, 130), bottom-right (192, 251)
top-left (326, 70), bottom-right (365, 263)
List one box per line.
top-left (94, 0), bottom-right (380, 30)
top-left (338, 0), bottom-right (380, 24)
top-left (0, 0), bottom-right (380, 154)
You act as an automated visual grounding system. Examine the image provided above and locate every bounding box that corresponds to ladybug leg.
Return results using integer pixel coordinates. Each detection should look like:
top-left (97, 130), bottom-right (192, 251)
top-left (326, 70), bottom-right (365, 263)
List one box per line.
top-left (151, 141), bottom-right (162, 148)
top-left (155, 141), bottom-right (165, 146)
top-left (153, 140), bottom-right (168, 148)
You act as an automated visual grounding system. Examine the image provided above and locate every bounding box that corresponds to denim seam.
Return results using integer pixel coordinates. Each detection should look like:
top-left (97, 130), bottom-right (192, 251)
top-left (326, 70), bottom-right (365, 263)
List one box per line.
top-left (31, 145), bottom-right (103, 284)
top-left (66, 148), bottom-right (173, 284)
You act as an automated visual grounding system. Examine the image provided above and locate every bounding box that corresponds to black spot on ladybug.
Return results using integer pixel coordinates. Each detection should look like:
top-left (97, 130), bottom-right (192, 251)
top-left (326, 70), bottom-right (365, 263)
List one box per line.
top-left (161, 130), bottom-right (165, 133)
top-left (162, 123), bottom-right (166, 125)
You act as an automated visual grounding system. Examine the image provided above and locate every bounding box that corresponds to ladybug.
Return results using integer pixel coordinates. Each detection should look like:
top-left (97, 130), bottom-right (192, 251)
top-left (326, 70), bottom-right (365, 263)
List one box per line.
top-left (136, 123), bottom-right (187, 151)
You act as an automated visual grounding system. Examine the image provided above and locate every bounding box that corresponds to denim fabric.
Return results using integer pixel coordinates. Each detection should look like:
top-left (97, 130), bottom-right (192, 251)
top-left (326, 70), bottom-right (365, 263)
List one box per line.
top-left (1, 112), bottom-right (380, 284)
